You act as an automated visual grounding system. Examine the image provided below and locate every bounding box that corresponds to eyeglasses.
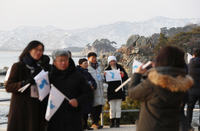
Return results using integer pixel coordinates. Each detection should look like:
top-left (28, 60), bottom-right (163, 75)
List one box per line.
top-left (34, 48), bottom-right (43, 53)
top-left (56, 59), bottom-right (69, 63)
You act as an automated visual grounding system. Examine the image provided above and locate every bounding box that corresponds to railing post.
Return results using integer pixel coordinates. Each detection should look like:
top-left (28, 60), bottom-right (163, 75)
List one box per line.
top-left (101, 106), bottom-right (104, 126)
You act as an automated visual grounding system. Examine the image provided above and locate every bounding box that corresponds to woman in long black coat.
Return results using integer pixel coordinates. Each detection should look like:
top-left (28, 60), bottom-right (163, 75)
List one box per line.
top-left (5, 40), bottom-right (50, 131)
top-left (77, 58), bottom-right (97, 130)
top-left (47, 49), bottom-right (93, 131)
top-left (104, 56), bottom-right (128, 128)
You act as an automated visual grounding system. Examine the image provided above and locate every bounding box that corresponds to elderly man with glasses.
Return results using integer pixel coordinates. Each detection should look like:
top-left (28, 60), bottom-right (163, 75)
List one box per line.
top-left (47, 49), bottom-right (93, 131)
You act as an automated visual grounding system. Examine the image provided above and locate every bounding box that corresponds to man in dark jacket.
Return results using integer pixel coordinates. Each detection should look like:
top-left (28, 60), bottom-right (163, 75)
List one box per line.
top-left (187, 49), bottom-right (200, 131)
top-left (47, 49), bottom-right (93, 131)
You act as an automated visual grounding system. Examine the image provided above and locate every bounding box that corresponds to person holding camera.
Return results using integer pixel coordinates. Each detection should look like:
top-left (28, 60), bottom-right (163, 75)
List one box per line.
top-left (128, 46), bottom-right (194, 131)
top-left (77, 58), bottom-right (97, 130)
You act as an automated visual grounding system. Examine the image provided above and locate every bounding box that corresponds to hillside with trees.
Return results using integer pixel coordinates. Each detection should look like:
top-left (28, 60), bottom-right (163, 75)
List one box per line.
top-left (80, 39), bottom-right (117, 56)
top-left (98, 25), bottom-right (200, 77)
top-left (153, 27), bottom-right (200, 56)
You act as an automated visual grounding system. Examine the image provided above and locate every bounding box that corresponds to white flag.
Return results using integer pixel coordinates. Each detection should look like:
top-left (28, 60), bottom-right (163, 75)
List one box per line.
top-left (132, 59), bottom-right (142, 74)
top-left (187, 53), bottom-right (193, 63)
top-left (105, 70), bottom-right (121, 82)
top-left (34, 70), bottom-right (50, 101)
top-left (45, 85), bottom-right (65, 121)
top-left (5, 66), bottom-right (12, 81)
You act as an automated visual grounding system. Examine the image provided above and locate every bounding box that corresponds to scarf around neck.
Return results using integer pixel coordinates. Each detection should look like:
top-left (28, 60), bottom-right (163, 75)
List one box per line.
top-left (22, 54), bottom-right (39, 67)
top-left (89, 61), bottom-right (99, 69)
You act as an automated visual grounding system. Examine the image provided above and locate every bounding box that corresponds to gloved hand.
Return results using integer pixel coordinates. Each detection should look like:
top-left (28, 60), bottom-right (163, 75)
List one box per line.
top-left (21, 77), bottom-right (36, 87)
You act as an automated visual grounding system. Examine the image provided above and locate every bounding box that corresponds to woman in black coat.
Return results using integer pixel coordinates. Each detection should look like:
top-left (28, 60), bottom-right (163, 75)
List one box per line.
top-left (47, 49), bottom-right (93, 131)
top-left (77, 58), bottom-right (97, 130)
top-left (104, 56), bottom-right (128, 128)
top-left (5, 40), bottom-right (50, 131)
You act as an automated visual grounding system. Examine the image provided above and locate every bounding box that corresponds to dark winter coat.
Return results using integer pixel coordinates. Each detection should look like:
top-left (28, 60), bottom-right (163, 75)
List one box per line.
top-left (182, 63), bottom-right (189, 104)
top-left (5, 55), bottom-right (50, 131)
top-left (105, 64), bottom-right (128, 101)
top-left (188, 57), bottom-right (200, 95)
top-left (76, 65), bottom-right (97, 114)
top-left (128, 67), bottom-right (193, 131)
top-left (47, 58), bottom-right (93, 131)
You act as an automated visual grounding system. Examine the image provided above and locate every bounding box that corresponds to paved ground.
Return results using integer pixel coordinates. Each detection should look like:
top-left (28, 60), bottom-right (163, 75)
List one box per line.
top-left (1, 124), bottom-right (200, 131)
top-left (94, 125), bottom-right (136, 131)
top-left (90, 125), bottom-right (200, 131)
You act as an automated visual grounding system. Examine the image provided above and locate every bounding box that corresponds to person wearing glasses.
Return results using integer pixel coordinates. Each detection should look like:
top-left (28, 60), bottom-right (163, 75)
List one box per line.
top-left (47, 49), bottom-right (93, 131)
top-left (5, 40), bottom-right (50, 131)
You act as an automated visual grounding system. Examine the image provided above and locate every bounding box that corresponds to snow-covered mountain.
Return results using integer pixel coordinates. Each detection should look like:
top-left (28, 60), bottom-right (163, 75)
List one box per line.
top-left (0, 26), bottom-right (88, 51)
top-left (68, 16), bottom-right (200, 47)
top-left (31, 29), bottom-right (89, 50)
top-left (0, 16), bottom-right (200, 50)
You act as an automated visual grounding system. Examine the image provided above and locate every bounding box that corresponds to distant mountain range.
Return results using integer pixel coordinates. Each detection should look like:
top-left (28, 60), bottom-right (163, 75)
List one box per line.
top-left (0, 16), bottom-right (200, 50)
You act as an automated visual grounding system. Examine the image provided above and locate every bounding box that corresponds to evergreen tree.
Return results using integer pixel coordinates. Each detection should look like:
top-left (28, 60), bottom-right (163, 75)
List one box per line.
top-left (152, 27), bottom-right (200, 56)
top-left (169, 27), bottom-right (200, 53)
top-left (152, 33), bottom-right (169, 56)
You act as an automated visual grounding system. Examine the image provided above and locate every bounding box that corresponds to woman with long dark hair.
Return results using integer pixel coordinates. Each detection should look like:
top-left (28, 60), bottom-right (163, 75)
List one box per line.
top-left (5, 40), bottom-right (50, 131)
top-left (128, 46), bottom-right (194, 131)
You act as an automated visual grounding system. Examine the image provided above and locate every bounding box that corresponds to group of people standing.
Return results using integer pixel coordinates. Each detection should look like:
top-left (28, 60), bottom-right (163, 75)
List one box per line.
top-left (77, 53), bottom-right (129, 130)
top-left (5, 40), bottom-right (199, 131)
top-left (5, 40), bottom-right (127, 131)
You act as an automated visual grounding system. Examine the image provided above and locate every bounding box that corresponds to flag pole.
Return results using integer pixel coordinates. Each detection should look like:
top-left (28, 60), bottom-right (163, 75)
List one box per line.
top-left (115, 77), bottom-right (131, 92)
top-left (18, 83), bottom-right (30, 93)
top-left (51, 84), bottom-right (70, 101)
top-left (118, 69), bottom-right (123, 91)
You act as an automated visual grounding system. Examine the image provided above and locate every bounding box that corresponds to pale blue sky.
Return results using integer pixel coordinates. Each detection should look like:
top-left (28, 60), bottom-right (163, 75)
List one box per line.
top-left (0, 0), bottom-right (199, 31)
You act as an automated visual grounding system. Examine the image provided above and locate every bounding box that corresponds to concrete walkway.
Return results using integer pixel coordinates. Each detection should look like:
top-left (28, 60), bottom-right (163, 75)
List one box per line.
top-left (1, 124), bottom-right (199, 131)
top-left (90, 125), bottom-right (199, 131)
top-left (94, 125), bottom-right (136, 131)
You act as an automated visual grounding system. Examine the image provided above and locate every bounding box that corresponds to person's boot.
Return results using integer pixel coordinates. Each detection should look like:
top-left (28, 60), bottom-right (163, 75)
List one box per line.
top-left (188, 124), bottom-right (194, 131)
top-left (116, 118), bottom-right (120, 128)
top-left (92, 122), bottom-right (102, 129)
top-left (92, 124), bottom-right (101, 129)
top-left (84, 125), bottom-right (93, 130)
top-left (110, 118), bottom-right (115, 128)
